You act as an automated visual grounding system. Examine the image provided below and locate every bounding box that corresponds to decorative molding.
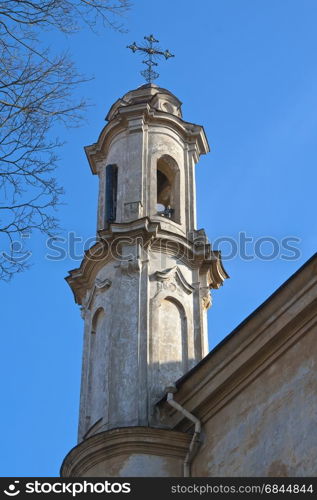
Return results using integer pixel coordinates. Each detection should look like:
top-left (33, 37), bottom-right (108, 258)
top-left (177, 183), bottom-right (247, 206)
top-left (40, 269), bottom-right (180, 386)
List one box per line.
top-left (95, 277), bottom-right (112, 290)
top-left (200, 286), bottom-right (212, 310)
top-left (153, 266), bottom-right (194, 296)
top-left (118, 257), bottom-right (142, 276)
top-left (82, 417), bottom-right (103, 441)
top-left (80, 276), bottom-right (112, 317)
top-left (65, 220), bottom-right (228, 304)
top-left (189, 228), bottom-right (208, 246)
top-left (124, 201), bottom-right (143, 221)
top-left (85, 98), bottom-right (209, 175)
top-left (61, 427), bottom-right (191, 477)
top-left (206, 251), bottom-right (229, 290)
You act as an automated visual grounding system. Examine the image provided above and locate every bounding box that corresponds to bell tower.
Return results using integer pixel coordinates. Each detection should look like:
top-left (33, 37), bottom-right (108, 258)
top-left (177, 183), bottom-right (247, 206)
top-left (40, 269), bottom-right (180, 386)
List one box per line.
top-left (61, 82), bottom-right (228, 477)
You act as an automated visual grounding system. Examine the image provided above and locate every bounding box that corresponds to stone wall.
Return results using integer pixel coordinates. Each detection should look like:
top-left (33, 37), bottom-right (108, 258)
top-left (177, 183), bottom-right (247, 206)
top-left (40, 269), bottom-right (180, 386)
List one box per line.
top-left (193, 322), bottom-right (317, 476)
top-left (159, 254), bottom-right (317, 477)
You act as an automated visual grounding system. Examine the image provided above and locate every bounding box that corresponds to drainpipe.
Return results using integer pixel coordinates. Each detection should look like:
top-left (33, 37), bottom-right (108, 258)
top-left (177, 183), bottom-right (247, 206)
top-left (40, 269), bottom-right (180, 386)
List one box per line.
top-left (165, 385), bottom-right (201, 477)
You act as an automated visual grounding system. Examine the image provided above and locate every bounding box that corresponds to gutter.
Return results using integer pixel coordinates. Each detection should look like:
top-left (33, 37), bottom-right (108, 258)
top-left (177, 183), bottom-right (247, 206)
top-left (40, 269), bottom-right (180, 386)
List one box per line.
top-left (166, 385), bottom-right (201, 477)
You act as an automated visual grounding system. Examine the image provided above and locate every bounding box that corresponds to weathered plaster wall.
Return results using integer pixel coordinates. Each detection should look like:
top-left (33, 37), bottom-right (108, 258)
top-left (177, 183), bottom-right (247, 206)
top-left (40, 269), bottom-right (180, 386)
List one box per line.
top-left (66, 84), bottom-right (227, 468)
top-left (148, 249), bottom-right (207, 412)
top-left (192, 322), bottom-right (317, 476)
top-left (78, 243), bottom-right (210, 440)
top-left (156, 255), bottom-right (317, 477)
top-left (83, 453), bottom-right (182, 478)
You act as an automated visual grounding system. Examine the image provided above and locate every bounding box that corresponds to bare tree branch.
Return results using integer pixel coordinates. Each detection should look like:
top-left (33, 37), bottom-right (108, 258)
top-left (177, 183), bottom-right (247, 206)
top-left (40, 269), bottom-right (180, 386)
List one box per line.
top-left (0, 0), bottom-right (130, 281)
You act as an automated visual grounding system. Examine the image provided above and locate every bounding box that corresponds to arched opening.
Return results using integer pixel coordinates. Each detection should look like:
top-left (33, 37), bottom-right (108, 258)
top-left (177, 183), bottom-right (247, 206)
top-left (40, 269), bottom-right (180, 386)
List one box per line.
top-left (88, 307), bottom-right (105, 425)
top-left (156, 155), bottom-right (180, 223)
top-left (157, 170), bottom-right (171, 208)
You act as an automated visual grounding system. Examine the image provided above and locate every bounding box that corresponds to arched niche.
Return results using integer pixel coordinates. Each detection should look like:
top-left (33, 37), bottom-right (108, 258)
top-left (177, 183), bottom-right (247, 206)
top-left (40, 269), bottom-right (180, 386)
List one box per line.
top-left (156, 296), bottom-right (188, 392)
top-left (91, 307), bottom-right (105, 335)
top-left (88, 307), bottom-right (106, 426)
top-left (156, 155), bottom-right (180, 223)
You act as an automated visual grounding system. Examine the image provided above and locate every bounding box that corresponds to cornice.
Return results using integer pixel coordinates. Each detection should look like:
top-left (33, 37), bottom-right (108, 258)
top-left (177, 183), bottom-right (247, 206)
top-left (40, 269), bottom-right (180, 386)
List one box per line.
top-left (85, 104), bottom-right (209, 174)
top-left (60, 426), bottom-right (191, 477)
top-left (84, 114), bottom-right (124, 174)
top-left (105, 86), bottom-right (183, 122)
top-left (204, 252), bottom-right (229, 290)
top-left (65, 218), bottom-right (228, 305)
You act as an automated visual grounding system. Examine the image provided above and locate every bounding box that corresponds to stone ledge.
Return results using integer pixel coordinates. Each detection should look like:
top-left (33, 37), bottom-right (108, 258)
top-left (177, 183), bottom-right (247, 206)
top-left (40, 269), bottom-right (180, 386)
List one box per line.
top-left (61, 426), bottom-right (191, 477)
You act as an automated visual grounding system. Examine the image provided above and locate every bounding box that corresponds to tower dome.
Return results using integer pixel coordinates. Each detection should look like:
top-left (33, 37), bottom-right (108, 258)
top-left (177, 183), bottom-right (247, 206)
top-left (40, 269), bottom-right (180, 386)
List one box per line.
top-left (106, 83), bottom-right (183, 121)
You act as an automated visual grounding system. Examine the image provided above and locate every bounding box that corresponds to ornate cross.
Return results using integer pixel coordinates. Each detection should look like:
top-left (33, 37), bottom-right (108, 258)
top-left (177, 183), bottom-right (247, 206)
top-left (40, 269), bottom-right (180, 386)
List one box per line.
top-left (127, 34), bottom-right (175, 84)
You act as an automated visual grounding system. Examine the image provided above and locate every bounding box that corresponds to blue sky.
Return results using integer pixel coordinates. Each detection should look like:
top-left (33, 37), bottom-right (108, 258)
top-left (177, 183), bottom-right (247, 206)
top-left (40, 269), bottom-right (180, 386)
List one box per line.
top-left (1, 0), bottom-right (317, 476)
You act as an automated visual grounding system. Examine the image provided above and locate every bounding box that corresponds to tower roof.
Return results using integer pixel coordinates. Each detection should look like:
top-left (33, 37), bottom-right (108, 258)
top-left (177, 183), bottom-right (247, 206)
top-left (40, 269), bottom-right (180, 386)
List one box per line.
top-left (106, 83), bottom-right (183, 121)
top-left (86, 84), bottom-right (210, 175)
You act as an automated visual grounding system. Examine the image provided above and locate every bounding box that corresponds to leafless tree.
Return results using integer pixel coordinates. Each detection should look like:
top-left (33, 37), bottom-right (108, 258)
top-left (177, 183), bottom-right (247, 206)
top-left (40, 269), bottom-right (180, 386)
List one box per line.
top-left (0, 1), bottom-right (130, 281)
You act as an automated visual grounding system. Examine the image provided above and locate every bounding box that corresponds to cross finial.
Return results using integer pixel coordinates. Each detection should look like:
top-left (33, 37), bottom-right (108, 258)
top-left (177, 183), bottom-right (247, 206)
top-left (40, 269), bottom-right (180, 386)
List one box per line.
top-left (127, 34), bottom-right (175, 84)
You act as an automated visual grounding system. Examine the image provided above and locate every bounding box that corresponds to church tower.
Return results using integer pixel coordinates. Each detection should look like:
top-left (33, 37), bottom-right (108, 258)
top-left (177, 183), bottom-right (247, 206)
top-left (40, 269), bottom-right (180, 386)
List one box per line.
top-left (61, 82), bottom-right (228, 477)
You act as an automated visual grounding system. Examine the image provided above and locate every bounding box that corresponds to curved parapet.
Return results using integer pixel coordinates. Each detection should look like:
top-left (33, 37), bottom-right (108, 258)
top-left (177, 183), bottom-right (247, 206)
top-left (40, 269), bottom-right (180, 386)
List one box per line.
top-left (61, 427), bottom-right (191, 477)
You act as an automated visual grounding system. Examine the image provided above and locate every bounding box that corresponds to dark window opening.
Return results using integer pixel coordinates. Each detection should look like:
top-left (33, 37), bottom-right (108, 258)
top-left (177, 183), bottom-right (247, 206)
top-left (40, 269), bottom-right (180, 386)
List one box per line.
top-left (105, 164), bottom-right (118, 225)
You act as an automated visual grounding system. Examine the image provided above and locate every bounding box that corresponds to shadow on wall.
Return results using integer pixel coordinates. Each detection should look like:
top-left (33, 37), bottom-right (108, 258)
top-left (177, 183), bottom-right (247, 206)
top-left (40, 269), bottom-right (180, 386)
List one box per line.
top-left (80, 358), bottom-right (197, 442)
